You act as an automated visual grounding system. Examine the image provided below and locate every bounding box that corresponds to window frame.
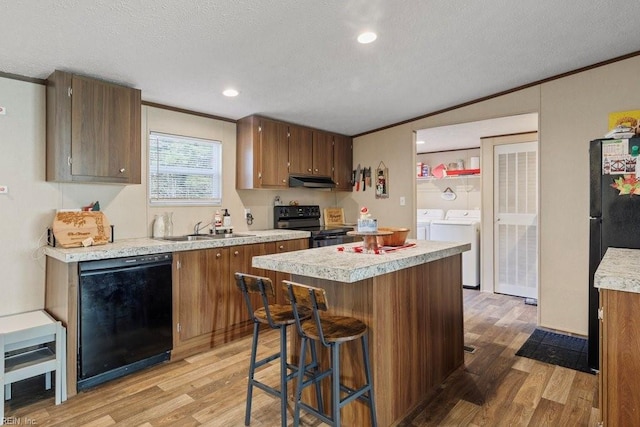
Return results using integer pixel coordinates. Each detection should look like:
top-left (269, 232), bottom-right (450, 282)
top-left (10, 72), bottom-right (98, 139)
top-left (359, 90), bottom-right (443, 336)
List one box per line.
top-left (148, 131), bottom-right (223, 206)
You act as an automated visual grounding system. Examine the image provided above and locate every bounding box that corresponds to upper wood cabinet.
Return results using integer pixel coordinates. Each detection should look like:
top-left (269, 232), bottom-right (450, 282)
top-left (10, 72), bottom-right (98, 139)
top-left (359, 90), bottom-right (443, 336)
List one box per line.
top-left (236, 114), bottom-right (353, 191)
top-left (312, 130), bottom-right (333, 177)
top-left (46, 70), bottom-right (141, 184)
top-left (332, 134), bottom-right (353, 191)
top-left (236, 115), bottom-right (289, 189)
top-left (288, 125), bottom-right (313, 175)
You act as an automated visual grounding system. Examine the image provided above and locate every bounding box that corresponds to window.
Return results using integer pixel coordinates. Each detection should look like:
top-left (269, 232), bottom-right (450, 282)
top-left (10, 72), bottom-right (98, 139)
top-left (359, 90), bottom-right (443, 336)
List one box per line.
top-left (148, 132), bottom-right (222, 205)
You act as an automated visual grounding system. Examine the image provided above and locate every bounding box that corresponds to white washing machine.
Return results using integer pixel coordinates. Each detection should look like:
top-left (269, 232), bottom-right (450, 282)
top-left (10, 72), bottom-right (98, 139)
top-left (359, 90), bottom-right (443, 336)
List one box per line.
top-left (430, 209), bottom-right (481, 288)
top-left (416, 209), bottom-right (445, 240)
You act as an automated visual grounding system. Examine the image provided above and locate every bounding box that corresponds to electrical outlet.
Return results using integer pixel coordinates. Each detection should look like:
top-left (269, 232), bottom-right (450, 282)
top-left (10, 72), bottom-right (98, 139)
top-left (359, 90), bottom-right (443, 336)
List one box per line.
top-left (400, 196), bottom-right (406, 206)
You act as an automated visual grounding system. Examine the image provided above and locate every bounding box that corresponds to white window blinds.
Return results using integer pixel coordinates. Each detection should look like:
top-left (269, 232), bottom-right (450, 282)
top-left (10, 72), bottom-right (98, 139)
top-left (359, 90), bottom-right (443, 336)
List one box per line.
top-left (149, 132), bottom-right (222, 205)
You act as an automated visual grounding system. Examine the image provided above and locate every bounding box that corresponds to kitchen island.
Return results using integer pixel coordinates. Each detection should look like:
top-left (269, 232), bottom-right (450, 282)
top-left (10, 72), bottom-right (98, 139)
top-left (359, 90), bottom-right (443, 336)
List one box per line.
top-left (252, 239), bottom-right (470, 427)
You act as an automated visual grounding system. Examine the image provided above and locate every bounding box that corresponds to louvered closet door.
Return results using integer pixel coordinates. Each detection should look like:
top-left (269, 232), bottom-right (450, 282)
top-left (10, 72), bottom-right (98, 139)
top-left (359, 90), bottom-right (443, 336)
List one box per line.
top-left (494, 141), bottom-right (538, 298)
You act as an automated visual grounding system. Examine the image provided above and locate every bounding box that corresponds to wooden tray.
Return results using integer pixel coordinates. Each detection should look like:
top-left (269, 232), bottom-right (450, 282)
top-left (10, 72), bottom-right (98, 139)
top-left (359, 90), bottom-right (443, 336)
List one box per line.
top-left (52, 211), bottom-right (111, 248)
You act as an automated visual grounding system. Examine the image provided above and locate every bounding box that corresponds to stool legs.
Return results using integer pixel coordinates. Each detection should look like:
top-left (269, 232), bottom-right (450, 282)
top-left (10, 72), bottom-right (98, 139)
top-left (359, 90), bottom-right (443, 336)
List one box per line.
top-left (293, 334), bottom-right (378, 427)
top-left (362, 334), bottom-right (377, 427)
top-left (245, 323), bottom-right (319, 427)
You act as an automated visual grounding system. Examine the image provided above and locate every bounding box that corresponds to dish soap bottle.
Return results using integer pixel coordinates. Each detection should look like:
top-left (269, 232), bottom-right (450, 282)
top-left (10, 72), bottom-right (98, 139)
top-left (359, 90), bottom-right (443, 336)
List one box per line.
top-left (223, 209), bottom-right (231, 227)
top-left (214, 210), bottom-right (222, 231)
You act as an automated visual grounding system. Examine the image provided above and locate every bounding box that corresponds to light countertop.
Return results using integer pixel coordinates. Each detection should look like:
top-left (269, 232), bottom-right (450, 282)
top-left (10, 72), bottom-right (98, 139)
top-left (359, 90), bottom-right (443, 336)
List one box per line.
top-left (44, 230), bottom-right (309, 263)
top-left (252, 239), bottom-right (470, 283)
top-left (594, 247), bottom-right (640, 294)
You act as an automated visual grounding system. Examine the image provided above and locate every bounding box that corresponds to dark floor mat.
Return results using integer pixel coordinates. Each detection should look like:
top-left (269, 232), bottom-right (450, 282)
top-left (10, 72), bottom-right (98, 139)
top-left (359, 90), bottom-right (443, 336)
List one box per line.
top-left (515, 329), bottom-right (592, 374)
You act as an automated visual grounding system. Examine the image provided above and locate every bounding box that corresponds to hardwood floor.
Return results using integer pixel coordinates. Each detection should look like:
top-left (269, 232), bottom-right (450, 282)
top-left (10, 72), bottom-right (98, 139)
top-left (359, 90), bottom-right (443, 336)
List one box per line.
top-left (7, 290), bottom-right (599, 426)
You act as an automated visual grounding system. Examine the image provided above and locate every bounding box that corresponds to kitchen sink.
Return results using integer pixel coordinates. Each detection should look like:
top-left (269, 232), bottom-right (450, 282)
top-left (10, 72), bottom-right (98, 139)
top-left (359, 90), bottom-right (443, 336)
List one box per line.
top-left (159, 234), bottom-right (218, 242)
top-left (158, 233), bottom-right (255, 242)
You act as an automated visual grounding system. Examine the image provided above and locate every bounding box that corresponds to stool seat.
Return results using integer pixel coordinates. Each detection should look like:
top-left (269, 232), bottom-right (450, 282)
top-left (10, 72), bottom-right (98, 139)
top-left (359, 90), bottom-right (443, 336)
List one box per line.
top-left (254, 305), bottom-right (311, 326)
top-left (301, 315), bottom-right (367, 343)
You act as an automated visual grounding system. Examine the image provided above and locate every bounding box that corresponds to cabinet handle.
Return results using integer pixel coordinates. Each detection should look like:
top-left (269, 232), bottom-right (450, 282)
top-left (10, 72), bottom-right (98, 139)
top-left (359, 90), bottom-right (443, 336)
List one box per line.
top-left (279, 245), bottom-right (284, 250)
top-left (119, 168), bottom-right (125, 173)
top-left (234, 250), bottom-right (239, 256)
top-left (216, 253), bottom-right (221, 258)
top-left (314, 168), bottom-right (318, 172)
top-left (282, 179), bottom-right (286, 183)
top-left (307, 168), bottom-right (312, 172)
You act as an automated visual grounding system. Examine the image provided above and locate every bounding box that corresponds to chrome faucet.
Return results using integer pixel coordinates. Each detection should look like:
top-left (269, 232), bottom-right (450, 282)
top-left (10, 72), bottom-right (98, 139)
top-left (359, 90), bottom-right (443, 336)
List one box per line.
top-left (194, 221), bottom-right (203, 235)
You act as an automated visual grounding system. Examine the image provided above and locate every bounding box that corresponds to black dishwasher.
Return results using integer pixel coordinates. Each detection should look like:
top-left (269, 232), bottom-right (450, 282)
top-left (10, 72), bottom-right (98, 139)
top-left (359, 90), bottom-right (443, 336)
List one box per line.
top-left (77, 253), bottom-right (173, 390)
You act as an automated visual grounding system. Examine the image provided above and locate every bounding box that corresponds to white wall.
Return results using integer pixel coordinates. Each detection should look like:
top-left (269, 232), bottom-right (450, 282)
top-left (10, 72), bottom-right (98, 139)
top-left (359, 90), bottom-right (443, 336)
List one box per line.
top-left (352, 55), bottom-right (640, 336)
top-left (0, 78), bottom-right (57, 315)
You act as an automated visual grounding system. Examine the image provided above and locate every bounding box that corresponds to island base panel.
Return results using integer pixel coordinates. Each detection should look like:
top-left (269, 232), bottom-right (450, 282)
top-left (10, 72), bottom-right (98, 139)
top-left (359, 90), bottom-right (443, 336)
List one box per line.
top-left (290, 253), bottom-right (464, 426)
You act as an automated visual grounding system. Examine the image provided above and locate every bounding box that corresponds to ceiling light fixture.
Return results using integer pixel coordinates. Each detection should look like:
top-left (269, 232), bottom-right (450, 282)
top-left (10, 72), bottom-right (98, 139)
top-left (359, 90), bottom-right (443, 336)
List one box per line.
top-left (357, 31), bottom-right (377, 44)
top-left (223, 88), bottom-right (239, 97)
top-left (416, 140), bottom-right (425, 144)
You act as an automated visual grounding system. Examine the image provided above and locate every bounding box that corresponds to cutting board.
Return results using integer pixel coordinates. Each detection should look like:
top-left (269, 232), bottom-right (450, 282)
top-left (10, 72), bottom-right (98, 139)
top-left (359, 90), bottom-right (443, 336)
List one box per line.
top-left (52, 211), bottom-right (111, 248)
top-left (323, 207), bottom-right (345, 226)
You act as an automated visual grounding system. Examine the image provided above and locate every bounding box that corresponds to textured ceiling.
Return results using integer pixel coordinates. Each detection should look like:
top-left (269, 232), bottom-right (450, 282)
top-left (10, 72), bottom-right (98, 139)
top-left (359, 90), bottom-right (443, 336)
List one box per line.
top-left (1, 1), bottom-right (639, 137)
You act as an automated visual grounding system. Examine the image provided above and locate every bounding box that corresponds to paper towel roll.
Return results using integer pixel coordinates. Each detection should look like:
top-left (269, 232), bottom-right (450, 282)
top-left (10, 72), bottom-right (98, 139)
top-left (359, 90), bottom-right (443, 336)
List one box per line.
top-left (470, 156), bottom-right (480, 169)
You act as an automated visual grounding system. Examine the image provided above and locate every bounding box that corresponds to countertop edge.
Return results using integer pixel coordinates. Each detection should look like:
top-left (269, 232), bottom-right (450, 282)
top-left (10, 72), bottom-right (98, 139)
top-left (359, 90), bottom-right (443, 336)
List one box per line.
top-left (43, 230), bottom-right (310, 263)
top-left (252, 240), bottom-right (470, 283)
top-left (594, 247), bottom-right (640, 294)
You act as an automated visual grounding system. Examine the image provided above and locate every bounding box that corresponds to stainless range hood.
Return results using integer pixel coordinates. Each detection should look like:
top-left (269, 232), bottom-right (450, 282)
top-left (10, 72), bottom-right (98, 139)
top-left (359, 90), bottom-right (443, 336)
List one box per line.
top-left (288, 174), bottom-right (336, 188)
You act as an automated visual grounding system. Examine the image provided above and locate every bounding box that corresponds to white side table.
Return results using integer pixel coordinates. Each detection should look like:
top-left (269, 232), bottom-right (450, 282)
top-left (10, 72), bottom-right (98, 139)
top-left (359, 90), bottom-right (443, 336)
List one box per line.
top-left (0, 310), bottom-right (66, 423)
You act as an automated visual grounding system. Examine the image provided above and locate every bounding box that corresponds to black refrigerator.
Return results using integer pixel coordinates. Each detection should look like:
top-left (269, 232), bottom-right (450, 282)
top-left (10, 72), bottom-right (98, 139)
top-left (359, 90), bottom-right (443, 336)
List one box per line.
top-left (589, 136), bottom-right (640, 371)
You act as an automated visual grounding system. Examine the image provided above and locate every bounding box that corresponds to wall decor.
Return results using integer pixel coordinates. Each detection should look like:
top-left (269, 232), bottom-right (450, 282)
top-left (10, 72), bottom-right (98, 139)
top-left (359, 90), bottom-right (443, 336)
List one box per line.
top-left (376, 161), bottom-right (389, 199)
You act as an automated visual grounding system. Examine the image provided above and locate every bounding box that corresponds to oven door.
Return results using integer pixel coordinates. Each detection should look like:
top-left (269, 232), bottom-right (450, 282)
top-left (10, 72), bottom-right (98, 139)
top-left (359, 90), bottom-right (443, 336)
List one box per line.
top-left (312, 234), bottom-right (359, 248)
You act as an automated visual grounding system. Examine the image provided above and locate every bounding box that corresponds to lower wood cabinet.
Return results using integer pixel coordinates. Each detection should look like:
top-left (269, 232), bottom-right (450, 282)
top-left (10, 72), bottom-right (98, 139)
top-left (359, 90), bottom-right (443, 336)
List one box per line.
top-left (600, 289), bottom-right (640, 426)
top-left (172, 238), bottom-right (308, 359)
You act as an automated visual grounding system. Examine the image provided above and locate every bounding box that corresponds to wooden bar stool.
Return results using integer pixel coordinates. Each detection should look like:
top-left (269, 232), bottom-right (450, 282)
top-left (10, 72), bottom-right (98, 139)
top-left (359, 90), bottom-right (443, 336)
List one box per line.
top-left (234, 273), bottom-right (323, 427)
top-left (284, 280), bottom-right (377, 427)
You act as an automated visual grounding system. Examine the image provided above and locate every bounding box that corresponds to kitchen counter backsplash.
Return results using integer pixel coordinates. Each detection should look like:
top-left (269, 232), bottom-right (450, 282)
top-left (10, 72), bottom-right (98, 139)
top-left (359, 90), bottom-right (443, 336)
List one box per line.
top-left (44, 230), bottom-right (309, 263)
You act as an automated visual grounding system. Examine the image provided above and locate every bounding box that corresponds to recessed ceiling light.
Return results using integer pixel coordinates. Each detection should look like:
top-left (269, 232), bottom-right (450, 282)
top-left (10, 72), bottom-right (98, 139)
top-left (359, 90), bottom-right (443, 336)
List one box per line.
top-left (357, 32), bottom-right (377, 44)
top-left (223, 88), bottom-right (239, 97)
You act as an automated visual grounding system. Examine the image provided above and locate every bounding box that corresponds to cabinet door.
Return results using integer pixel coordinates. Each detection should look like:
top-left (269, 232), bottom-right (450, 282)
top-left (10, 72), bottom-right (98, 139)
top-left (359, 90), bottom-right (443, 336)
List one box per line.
top-left (332, 134), bottom-right (353, 191)
top-left (600, 289), bottom-right (640, 426)
top-left (259, 118), bottom-right (289, 187)
top-left (273, 239), bottom-right (309, 304)
top-left (174, 250), bottom-right (207, 342)
top-left (312, 130), bottom-right (333, 176)
top-left (228, 243), bottom-right (276, 333)
top-left (71, 75), bottom-right (140, 182)
top-left (289, 125), bottom-right (313, 175)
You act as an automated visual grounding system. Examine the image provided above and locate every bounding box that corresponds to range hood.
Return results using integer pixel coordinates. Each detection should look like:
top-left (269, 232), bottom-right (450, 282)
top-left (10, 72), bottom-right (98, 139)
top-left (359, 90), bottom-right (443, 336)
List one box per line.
top-left (289, 174), bottom-right (336, 188)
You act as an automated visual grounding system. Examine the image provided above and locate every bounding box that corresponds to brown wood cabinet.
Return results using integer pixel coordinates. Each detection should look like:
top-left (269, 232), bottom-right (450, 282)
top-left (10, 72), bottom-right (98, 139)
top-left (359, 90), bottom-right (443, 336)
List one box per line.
top-left (600, 289), bottom-right (640, 426)
top-left (46, 70), bottom-right (141, 184)
top-left (236, 116), bottom-right (289, 189)
top-left (172, 238), bottom-right (308, 359)
top-left (312, 130), bottom-right (333, 176)
top-left (288, 124), bottom-right (313, 175)
top-left (236, 114), bottom-right (353, 191)
top-left (332, 133), bottom-right (353, 191)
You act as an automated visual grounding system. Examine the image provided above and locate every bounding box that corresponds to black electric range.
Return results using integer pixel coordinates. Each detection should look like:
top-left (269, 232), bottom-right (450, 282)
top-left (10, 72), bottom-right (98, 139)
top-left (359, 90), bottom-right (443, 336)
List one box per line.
top-left (273, 205), bottom-right (356, 247)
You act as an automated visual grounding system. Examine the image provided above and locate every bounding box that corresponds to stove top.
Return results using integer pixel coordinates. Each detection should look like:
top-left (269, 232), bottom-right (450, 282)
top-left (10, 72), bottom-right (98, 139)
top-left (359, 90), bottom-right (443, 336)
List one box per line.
top-left (274, 205), bottom-right (352, 236)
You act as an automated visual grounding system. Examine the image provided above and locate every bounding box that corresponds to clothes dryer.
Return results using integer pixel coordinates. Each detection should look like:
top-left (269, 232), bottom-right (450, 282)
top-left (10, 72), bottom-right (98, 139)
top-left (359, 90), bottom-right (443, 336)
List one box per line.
top-left (430, 209), bottom-right (481, 288)
top-left (416, 209), bottom-right (445, 240)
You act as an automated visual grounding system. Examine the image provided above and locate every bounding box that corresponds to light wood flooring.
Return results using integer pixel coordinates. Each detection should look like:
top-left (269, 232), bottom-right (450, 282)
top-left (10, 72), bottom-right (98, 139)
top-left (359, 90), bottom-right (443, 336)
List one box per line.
top-left (7, 290), bottom-right (599, 426)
